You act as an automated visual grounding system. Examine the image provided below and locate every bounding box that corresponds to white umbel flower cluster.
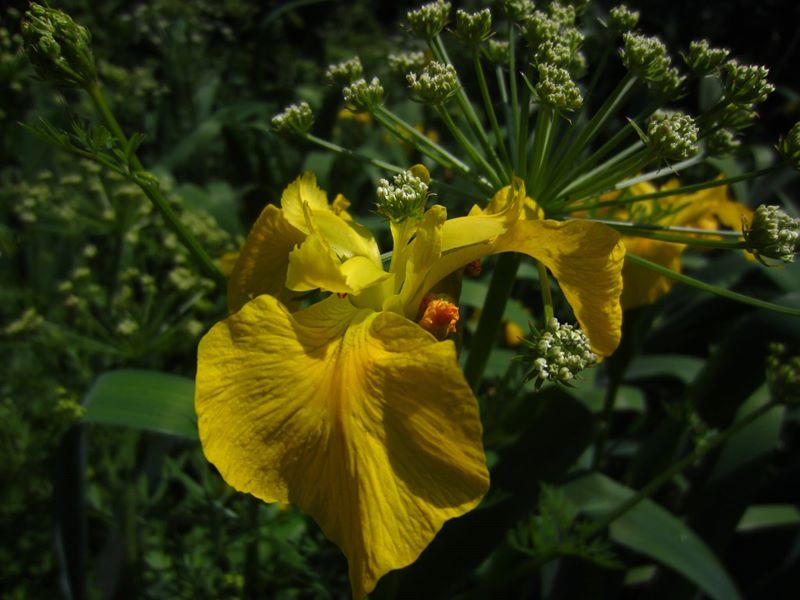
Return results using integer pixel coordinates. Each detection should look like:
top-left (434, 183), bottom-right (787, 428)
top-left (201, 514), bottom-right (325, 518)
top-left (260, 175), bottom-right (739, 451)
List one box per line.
top-left (523, 318), bottom-right (597, 387)
top-left (376, 169), bottom-right (429, 222)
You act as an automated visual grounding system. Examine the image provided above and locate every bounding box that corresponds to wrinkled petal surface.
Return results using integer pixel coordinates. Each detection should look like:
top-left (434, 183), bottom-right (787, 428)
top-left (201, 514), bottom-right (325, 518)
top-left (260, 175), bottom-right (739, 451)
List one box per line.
top-left (196, 295), bottom-right (489, 599)
top-left (227, 204), bottom-right (305, 313)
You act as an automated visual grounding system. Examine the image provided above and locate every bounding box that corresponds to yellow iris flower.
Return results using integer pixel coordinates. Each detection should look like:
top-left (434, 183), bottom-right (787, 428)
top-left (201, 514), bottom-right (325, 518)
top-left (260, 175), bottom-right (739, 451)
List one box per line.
top-left (195, 172), bottom-right (625, 598)
top-left (617, 180), bottom-right (754, 309)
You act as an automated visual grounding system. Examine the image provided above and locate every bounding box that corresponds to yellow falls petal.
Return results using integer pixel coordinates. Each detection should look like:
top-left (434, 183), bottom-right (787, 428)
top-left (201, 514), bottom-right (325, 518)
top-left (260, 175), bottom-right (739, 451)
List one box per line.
top-left (196, 295), bottom-right (489, 599)
top-left (491, 220), bottom-right (625, 356)
top-left (227, 204), bottom-right (305, 313)
top-left (621, 236), bottom-right (684, 309)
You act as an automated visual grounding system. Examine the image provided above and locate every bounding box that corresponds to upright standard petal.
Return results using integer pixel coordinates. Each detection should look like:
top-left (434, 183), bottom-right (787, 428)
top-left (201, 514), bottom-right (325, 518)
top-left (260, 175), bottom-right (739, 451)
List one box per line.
top-left (226, 204), bottom-right (305, 313)
top-left (195, 295), bottom-right (489, 599)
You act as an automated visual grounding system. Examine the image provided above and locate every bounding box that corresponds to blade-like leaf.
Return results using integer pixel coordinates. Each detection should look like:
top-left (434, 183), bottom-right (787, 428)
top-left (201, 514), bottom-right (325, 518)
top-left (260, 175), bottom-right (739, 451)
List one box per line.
top-left (561, 473), bottom-right (742, 600)
top-left (83, 369), bottom-right (198, 440)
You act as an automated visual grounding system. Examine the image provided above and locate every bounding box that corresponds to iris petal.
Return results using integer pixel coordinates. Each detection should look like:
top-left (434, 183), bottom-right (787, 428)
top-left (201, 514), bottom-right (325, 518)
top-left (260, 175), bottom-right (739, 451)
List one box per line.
top-left (227, 204), bottom-right (305, 313)
top-left (196, 295), bottom-right (489, 599)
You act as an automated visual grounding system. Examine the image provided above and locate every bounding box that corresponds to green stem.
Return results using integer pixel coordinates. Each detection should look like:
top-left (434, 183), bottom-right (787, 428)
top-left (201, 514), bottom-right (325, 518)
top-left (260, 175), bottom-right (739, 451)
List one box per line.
top-left (436, 105), bottom-right (502, 188)
top-left (474, 52), bottom-right (512, 171)
top-left (577, 220), bottom-right (747, 248)
top-left (508, 24), bottom-right (520, 171)
top-left (433, 35), bottom-right (507, 181)
top-left (625, 253), bottom-right (800, 316)
top-left (373, 106), bottom-right (493, 193)
top-left (549, 72), bottom-right (638, 187)
top-left (581, 400), bottom-right (780, 539)
top-left (544, 104), bottom-right (656, 201)
top-left (558, 148), bottom-right (654, 202)
top-left (516, 67), bottom-right (533, 178)
top-left (536, 261), bottom-right (554, 322)
top-left (566, 166), bottom-right (781, 212)
top-left (303, 133), bottom-right (404, 173)
top-left (464, 253), bottom-right (522, 389)
top-left (527, 105), bottom-right (555, 197)
top-left (84, 84), bottom-right (226, 289)
top-left (591, 375), bottom-right (621, 470)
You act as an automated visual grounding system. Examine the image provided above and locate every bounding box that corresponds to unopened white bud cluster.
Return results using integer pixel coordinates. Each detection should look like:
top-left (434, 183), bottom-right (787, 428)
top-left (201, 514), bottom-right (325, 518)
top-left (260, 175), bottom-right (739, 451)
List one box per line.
top-left (744, 204), bottom-right (799, 264)
top-left (376, 170), bottom-right (429, 222)
top-left (723, 61), bottom-right (774, 105)
top-left (388, 51), bottom-right (427, 75)
top-left (325, 57), bottom-right (363, 86)
top-left (536, 63), bottom-right (583, 110)
top-left (343, 77), bottom-right (385, 112)
top-left (646, 111), bottom-right (699, 160)
top-left (271, 102), bottom-right (314, 135)
top-left (524, 318), bottom-right (596, 386)
top-left (407, 61), bottom-right (459, 105)
top-left (406, 0), bottom-right (451, 39)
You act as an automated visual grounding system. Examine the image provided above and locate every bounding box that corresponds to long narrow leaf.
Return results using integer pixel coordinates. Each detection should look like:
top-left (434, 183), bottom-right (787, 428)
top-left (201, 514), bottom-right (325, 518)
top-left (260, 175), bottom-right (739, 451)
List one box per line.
top-left (83, 369), bottom-right (198, 440)
top-left (562, 473), bottom-right (742, 600)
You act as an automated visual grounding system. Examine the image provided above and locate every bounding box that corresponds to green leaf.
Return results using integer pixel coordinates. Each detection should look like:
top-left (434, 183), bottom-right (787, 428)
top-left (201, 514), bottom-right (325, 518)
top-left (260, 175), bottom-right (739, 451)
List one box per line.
top-left (82, 369), bottom-right (198, 440)
top-left (625, 354), bottom-right (704, 384)
top-left (561, 473), bottom-right (742, 600)
top-left (737, 505), bottom-right (800, 532)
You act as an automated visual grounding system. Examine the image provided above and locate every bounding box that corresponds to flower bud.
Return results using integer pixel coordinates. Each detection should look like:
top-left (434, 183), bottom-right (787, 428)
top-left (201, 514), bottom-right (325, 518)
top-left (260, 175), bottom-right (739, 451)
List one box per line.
top-left (684, 39), bottom-right (729, 76)
top-left (271, 102), bottom-right (314, 136)
top-left (620, 32), bottom-right (671, 82)
top-left (766, 343), bottom-right (800, 405)
top-left (722, 61), bottom-right (774, 105)
top-left (325, 57), bottom-right (363, 87)
top-left (536, 63), bottom-right (583, 110)
top-left (454, 8), bottom-right (492, 47)
top-left (521, 318), bottom-right (597, 388)
top-left (22, 3), bottom-right (96, 87)
top-left (407, 61), bottom-right (459, 105)
top-left (388, 51), bottom-right (427, 76)
top-left (343, 77), bottom-right (385, 112)
top-left (649, 65), bottom-right (686, 100)
top-left (485, 39), bottom-right (511, 65)
top-left (608, 5), bottom-right (639, 35)
top-left (744, 204), bottom-right (799, 264)
top-left (705, 128), bottom-right (740, 156)
top-left (499, 0), bottom-right (535, 21)
top-left (779, 122), bottom-right (800, 171)
top-left (406, 0), bottom-right (451, 39)
top-left (376, 167), bottom-right (430, 222)
top-left (646, 111), bottom-right (699, 160)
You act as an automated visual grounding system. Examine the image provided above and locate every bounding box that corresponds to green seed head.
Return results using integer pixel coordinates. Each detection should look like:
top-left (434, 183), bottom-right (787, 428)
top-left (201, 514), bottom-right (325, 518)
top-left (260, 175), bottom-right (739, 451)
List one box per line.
top-left (646, 111), bottom-right (699, 160)
top-left (388, 51), bottom-right (428, 76)
top-left (608, 4), bottom-right (639, 35)
top-left (454, 8), bottom-right (492, 47)
top-left (779, 122), bottom-right (800, 171)
top-left (271, 102), bottom-right (315, 136)
top-left (766, 343), bottom-right (800, 406)
top-left (21, 3), bottom-right (96, 87)
top-left (343, 77), bottom-right (385, 112)
top-left (705, 128), bottom-right (740, 156)
top-left (325, 57), bottom-right (363, 87)
top-left (685, 39), bottom-right (730, 76)
top-left (407, 61), bottom-right (459, 105)
top-left (722, 61), bottom-right (774, 105)
top-left (620, 32), bottom-right (672, 82)
top-left (744, 204), bottom-right (800, 264)
top-left (406, 0), bottom-right (451, 39)
top-left (536, 63), bottom-right (583, 110)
